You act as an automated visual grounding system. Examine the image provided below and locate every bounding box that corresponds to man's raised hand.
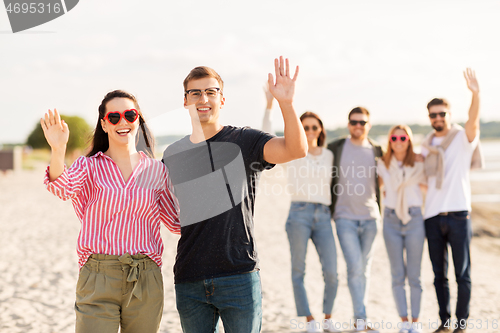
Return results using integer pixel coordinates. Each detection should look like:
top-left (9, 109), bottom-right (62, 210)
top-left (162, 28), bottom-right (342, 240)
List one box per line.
top-left (267, 56), bottom-right (299, 105)
top-left (464, 68), bottom-right (479, 94)
top-left (40, 109), bottom-right (69, 151)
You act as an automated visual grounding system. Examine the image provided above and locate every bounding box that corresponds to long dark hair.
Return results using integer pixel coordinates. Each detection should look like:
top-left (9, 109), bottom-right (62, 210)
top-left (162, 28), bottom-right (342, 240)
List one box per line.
top-left (300, 111), bottom-right (326, 147)
top-left (87, 90), bottom-right (155, 157)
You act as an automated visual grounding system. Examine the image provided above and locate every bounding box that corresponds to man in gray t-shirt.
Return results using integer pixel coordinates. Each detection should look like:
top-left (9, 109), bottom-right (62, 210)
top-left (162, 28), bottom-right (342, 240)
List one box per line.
top-left (327, 107), bottom-right (383, 331)
top-left (334, 138), bottom-right (380, 221)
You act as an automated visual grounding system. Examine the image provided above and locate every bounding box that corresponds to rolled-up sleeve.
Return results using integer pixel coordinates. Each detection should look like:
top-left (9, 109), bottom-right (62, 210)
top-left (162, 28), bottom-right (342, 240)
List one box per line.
top-left (158, 169), bottom-right (181, 235)
top-left (44, 156), bottom-right (89, 201)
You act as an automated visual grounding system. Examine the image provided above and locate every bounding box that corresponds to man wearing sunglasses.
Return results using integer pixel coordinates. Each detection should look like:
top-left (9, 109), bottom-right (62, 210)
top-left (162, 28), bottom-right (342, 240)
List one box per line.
top-left (326, 107), bottom-right (383, 332)
top-left (162, 57), bottom-right (307, 333)
top-left (420, 69), bottom-right (481, 333)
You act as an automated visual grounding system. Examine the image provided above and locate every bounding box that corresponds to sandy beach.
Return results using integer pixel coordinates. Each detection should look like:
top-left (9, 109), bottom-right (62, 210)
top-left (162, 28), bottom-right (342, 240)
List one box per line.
top-left (1, 160), bottom-right (499, 333)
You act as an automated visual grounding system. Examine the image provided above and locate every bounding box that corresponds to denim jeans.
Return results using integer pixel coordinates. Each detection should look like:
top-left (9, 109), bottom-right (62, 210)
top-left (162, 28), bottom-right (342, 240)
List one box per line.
top-left (425, 211), bottom-right (472, 323)
top-left (383, 207), bottom-right (425, 319)
top-left (175, 271), bottom-right (262, 333)
top-left (285, 202), bottom-right (338, 317)
top-left (335, 218), bottom-right (378, 320)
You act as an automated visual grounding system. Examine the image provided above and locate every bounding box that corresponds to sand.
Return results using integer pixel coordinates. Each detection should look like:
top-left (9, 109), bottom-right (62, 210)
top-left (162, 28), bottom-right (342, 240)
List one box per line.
top-left (0, 165), bottom-right (499, 333)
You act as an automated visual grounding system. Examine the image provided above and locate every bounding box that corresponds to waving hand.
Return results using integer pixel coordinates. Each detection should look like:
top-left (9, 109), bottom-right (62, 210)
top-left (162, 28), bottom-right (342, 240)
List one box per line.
top-left (40, 109), bottom-right (69, 150)
top-left (267, 56), bottom-right (299, 105)
top-left (40, 109), bottom-right (69, 181)
top-left (464, 68), bottom-right (479, 94)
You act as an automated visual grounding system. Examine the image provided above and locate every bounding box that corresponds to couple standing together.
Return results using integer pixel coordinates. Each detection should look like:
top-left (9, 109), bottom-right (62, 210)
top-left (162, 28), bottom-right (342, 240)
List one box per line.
top-left (43, 57), bottom-right (307, 333)
top-left (270, 69), bottom-right (480, 333)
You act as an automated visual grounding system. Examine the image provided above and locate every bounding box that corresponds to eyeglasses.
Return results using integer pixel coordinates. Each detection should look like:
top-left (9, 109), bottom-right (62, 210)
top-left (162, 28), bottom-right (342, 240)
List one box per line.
top-left (349, 120), bottom-right (367, 126)
top-left (185, 88), bottom-right (222, 100)
top-left (390, 135), bottom-right (409, 142)
top-left (429, 111), bottom-right (447, 119)
top-left (103, 109), bottom-right (139, 125)
top-left (303, 125), bottom-right (319, 131)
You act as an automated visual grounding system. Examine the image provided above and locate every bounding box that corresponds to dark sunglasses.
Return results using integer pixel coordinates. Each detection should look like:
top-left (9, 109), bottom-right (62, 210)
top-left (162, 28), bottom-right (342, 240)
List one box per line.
top-left (303, 125), bottom-right (319, 131)
top-left (104, 109), bottom-right (139, 125)
top-left (349, 120), bottom-right (367, 126)
top-left (429, 111), bottom-right (447, 119)
top-left (391, 135), bottom-right (409, 142)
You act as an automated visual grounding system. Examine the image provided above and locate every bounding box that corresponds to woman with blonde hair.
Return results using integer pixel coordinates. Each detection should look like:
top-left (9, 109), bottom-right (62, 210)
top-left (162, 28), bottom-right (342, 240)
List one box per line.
top-left (378, 125), bottom-right (426, 333)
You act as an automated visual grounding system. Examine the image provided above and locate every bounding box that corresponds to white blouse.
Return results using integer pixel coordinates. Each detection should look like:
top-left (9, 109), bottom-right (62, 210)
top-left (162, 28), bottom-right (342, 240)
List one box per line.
top-left (377, 159), bottom-right (424, 210)
top-left (284, 148), bottom-right (333, 206)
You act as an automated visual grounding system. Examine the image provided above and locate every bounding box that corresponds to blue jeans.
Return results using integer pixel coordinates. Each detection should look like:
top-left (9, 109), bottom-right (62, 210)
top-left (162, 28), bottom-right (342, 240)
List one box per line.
top-left (175, 271), bottom-right (262, 333)
top-left (425, 211), bottom-right (472, 323)
top-left (383, 207), bottom-right (425, 319)
top-left (285, 202), bottom-right (338, 317)
top-left (335, 218), bottom-right (378, 320)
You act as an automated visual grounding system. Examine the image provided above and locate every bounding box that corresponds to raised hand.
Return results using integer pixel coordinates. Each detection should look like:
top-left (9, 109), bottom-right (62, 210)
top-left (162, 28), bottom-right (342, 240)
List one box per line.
top-left (463, 68), bottom-right (481, 142)
top-left (40, 109), bottom-right (69, 151)
top-left (263, 84), bottom-right (274, 109)
top-left (464, 68), bottom-right (479, 94)
top-left (267, 56), bottom-right (299, 105)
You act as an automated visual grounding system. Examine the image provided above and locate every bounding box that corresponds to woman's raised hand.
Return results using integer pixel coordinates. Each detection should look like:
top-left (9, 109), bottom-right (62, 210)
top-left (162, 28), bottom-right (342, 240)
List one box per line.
top-left (40, 109), bottom-right (69, 151)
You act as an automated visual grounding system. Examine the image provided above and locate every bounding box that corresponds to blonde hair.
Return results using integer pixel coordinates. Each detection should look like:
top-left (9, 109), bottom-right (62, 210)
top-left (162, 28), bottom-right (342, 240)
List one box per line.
top-left (382, 124), bottom-right (416, 168)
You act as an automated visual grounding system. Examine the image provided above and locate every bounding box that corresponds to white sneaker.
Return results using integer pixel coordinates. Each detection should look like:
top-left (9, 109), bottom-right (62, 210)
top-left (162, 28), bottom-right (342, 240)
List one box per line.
top-left (409, 322), bottom-right (423, 333)
top-left (355, 319), bottom-right (365, 331)
top-left (306, 320), bottom-right (323, 333)
top-left (323, 318), bottom-right (341, 332)
top-left (356, 319), bottom-right (380, 333)
top-left (399, 321), bottom-right (411, 333)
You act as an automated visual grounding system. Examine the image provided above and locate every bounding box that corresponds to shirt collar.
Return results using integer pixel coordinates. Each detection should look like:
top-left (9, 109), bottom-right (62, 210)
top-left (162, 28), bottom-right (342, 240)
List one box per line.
top-left (91, 151), bottom-right (147, 160)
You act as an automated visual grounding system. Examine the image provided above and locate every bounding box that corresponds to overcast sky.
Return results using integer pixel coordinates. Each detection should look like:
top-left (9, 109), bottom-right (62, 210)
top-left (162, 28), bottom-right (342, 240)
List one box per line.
top-left (1, 0), bottom-right (499, 144)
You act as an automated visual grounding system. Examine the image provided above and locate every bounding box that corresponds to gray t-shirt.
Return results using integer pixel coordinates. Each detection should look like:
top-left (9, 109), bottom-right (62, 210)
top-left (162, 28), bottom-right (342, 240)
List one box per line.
top-left (333, 138), bottom-right (381, 221)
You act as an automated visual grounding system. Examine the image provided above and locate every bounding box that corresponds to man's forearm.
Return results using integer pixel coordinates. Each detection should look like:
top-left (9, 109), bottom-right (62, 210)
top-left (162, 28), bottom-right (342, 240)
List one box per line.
top-left (468, 92), bottom-right (480, 123)
top-left (465, 91), bottom-right (480, 141)
top-left (280, 101), bottom-right (307, 158)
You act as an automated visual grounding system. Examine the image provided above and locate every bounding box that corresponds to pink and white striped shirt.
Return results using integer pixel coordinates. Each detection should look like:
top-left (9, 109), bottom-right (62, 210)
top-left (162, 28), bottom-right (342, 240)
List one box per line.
top-left (44, 151), bottom-right (180, 269)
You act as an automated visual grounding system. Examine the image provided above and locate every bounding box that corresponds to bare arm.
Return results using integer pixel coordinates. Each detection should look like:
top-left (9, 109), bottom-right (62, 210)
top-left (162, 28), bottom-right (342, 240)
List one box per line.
top-left (378, 175), bottom-right (384, 188)
top-left (264, 84), bottom-right (274, 110)
top-left (262, 84), bottom-right (274, 134)
top-left (463, 68), bottom-right (480, 143)
top-left (41, 109), bottom-right (69, 181)
top-left (263, 56), bottom-right (307, 164)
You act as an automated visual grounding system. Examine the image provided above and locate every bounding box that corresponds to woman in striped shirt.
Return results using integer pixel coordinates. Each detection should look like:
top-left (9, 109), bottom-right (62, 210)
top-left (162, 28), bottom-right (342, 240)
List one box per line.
top-left (42, 90), bottom-right (180, 333)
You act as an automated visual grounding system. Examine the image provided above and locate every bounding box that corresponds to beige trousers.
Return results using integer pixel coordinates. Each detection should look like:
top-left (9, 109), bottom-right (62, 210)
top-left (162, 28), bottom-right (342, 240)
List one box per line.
top-left (75, 253), bottom-right (164, 333)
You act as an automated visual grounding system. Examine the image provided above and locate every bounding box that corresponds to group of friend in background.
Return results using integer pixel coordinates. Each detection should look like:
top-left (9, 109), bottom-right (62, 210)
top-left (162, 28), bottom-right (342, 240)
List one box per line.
top-left (264, 68), bottom-right (480, 333)
top-left (41, 57), bottom-right (480, 333)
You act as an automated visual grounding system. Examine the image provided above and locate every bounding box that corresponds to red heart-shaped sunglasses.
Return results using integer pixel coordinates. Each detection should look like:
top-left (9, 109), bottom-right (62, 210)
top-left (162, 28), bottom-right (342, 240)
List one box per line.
top-left (103, 109), bottom-right (139, 125)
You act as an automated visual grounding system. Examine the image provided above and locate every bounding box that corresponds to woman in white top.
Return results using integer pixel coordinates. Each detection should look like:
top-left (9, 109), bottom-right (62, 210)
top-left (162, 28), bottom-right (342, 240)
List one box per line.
top-left (378, 125), bottom-right (426, 333)
top-left (263, 94), bottom-right (339, 332)
top-left (286, 112), bottom-right (340, 333)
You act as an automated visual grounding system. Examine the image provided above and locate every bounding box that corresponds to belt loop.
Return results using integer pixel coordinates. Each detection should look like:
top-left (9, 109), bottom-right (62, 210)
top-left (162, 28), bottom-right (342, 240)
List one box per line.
top-left (96, 260), bottom-right (99, 273)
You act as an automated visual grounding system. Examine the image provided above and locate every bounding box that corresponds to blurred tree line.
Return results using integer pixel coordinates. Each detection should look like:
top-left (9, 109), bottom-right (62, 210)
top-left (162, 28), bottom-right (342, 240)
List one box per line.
top-left (276, 121), bottom-right (500, 141)
top-left (26, 115), bottom-right (92, 153)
